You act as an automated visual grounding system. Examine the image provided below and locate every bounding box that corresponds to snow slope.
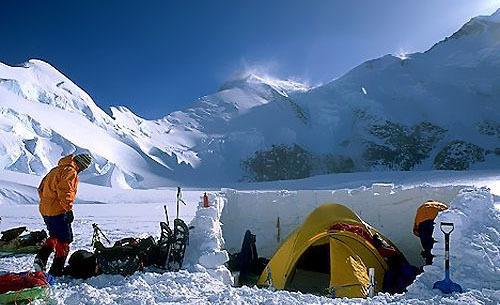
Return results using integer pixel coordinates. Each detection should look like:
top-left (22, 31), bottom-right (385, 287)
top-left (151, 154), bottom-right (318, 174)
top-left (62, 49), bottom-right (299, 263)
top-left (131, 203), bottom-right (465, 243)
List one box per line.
top-left (0, 60), bottom-right (310, 186)
top-left (0, 61), bottom-right (179, 188)
top-left (1, 10), bottom-right (499, 187)
top-left (296, 9), bottom-right (500, 170)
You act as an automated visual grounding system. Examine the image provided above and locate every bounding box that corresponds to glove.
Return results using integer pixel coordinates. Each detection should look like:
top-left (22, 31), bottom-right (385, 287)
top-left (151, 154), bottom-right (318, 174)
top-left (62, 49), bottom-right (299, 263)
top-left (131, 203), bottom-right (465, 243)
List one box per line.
top-left (65, 210), bottom-right (74, 224)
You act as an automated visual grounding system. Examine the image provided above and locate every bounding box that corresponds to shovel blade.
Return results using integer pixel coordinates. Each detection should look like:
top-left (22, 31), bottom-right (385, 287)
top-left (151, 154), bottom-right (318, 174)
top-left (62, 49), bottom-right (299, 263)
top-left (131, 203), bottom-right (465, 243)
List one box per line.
top-left (433, 278), bottom-right (463, 294)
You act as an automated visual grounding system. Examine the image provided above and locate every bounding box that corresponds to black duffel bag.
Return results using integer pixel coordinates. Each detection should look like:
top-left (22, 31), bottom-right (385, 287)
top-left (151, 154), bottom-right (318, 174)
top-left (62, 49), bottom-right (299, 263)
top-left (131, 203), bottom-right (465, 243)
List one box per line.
top-left (65, 249), bottom-right (99, 279)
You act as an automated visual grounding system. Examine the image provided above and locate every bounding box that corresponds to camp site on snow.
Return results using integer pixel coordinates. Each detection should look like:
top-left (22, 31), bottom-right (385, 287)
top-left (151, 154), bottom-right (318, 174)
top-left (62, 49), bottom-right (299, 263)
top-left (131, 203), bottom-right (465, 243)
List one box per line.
top-left (1, 4), bottom-right (500, 304)
top-left (1, 188), bottom-right (465, 303)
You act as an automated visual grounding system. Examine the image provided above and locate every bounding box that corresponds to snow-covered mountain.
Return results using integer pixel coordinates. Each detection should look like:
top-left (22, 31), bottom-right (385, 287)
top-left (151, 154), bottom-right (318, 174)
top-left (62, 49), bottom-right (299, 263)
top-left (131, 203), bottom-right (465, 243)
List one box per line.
top-left (0, 10), bottom-right (499, 187)
top-left (297, 9), bottom-right (500, 172)
top-left (0, 60), bottom-right (309, 187)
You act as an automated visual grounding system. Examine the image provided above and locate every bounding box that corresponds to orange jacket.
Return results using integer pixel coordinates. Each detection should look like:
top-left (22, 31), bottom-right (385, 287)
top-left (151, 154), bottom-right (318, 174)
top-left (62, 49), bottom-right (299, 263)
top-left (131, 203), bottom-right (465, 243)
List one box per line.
top-left (413, 201), bottom-right (448, 236)
top-left (38, 155), bottom-right (79, 217)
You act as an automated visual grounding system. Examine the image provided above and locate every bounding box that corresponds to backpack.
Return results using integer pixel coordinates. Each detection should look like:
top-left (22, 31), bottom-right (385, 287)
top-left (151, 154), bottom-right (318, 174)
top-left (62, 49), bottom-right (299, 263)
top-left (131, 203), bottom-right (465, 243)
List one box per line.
top-left (65, 250), bottom-right (98, 279)
top-left (0, 227), bottom-right (27, 242)
top-left (89, 219), bottom-right (190, 276)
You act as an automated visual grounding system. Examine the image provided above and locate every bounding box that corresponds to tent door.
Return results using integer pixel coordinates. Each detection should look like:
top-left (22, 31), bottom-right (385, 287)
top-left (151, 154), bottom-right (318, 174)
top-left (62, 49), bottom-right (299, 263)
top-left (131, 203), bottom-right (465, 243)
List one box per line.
top-left (284, 241), bottom-right (330, 294)
top-left (329, 237), bottom-right (370, 298)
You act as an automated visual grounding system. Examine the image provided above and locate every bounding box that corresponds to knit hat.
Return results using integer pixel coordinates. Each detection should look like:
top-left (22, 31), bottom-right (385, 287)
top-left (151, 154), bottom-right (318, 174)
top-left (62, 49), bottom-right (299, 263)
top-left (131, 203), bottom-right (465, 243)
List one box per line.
top-left (74, 154), bottom-right (93, 171)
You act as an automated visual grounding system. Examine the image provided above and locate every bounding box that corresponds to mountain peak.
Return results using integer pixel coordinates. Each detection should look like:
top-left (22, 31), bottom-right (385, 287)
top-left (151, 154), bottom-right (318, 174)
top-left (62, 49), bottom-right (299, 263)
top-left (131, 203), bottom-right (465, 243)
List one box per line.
top-left (0, 58), bottom-right (110, 124)
top-left (219, 73), bottom-right (310, 97)
top-left (477, 8), bottom-right (500, 23)
top-left (424, 8), bottom-right (500, 55)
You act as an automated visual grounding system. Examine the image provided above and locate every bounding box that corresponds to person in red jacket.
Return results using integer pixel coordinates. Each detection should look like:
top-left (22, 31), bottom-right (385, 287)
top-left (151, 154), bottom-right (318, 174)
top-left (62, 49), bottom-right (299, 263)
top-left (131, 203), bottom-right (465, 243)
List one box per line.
top-left (33, 154), bottom-right (92, 276)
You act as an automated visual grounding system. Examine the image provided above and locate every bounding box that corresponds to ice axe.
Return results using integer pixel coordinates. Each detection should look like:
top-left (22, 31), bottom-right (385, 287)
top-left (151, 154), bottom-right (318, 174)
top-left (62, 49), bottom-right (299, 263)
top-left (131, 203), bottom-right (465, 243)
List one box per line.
top-left (433, 222), bottom-right (463, 294)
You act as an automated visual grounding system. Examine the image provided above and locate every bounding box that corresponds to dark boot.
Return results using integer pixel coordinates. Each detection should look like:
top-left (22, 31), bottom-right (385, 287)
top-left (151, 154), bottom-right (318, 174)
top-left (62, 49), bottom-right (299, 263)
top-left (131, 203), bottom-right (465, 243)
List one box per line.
top-left (34, 245), bottom-right (53, 271)
top-left (49, 256), bottom-right (67, 276)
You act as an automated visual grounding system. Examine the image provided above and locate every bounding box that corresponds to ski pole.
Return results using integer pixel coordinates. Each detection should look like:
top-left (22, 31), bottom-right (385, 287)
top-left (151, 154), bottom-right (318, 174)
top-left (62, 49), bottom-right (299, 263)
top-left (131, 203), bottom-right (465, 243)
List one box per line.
top-left (164, 205), bottom-right (170, 227)
top-left (176, 186), bottom-right (186, 219)
top-left (276, 217), bottom-right (281, 244)
top-left (92, 223), bottom-right (111, 244)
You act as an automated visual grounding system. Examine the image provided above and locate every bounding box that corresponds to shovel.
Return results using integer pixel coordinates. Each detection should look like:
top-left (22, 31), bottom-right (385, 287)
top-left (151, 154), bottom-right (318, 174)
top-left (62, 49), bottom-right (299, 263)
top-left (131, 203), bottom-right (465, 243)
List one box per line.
top-left (433, 222), bottom-right (463, 294)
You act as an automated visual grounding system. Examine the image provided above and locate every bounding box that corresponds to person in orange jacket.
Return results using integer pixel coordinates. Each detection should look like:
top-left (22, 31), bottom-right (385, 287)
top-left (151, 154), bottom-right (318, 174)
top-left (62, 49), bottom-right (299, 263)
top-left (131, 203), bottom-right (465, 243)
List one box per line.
top-left (33, 154), bottom-right (93, 276)
top-left (413, 200), bottom-right (448, 265)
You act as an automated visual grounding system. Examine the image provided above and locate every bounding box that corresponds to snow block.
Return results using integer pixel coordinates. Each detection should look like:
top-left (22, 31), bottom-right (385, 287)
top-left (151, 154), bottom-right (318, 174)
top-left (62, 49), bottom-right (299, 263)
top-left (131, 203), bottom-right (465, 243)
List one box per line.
top-left (184, 193), bottom-right (234, 285)
top-left (199, 251), bottom-right (229, 269)
top-left (206, 266), bottom-right (233, 285)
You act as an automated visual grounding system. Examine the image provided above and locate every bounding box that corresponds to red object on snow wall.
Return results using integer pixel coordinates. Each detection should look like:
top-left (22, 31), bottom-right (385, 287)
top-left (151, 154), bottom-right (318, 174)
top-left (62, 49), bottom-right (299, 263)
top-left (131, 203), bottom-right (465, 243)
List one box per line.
top-left (203, 193), bottom-right (209, 208)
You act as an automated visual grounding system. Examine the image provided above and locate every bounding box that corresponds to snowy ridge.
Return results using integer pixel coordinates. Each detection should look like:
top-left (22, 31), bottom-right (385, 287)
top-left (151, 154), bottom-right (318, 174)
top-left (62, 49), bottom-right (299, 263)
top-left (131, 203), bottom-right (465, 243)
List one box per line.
top-left (219, 73), bottom-right (310, 97)
top-left (478, 7), bottom-right (500, 23)
top-left (0, 9), bottom-right (499, 187)
top-left (0, 60), bottom-right (109, 124)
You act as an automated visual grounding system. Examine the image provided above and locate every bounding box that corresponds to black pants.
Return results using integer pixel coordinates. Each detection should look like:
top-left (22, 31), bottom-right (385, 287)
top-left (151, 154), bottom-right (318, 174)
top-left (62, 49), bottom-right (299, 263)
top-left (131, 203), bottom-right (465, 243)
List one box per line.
top-left (418, 219), bottom-right (435, 264)
top-left (418, 220), bottom-right (435, 251)
top-left (43, 213), bottom-right (73, 243)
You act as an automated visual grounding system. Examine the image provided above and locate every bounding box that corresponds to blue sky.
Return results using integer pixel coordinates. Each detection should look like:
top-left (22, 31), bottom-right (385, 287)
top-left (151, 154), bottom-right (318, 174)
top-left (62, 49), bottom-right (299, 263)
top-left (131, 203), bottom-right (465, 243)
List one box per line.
top-left (1, 0), bottom-right (499, 119)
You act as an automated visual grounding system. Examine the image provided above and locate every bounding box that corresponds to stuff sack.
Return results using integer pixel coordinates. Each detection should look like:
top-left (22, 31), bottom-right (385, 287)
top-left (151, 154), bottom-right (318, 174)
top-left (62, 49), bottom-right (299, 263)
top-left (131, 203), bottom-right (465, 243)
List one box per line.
top-left (0, 271), bottom-right (52, 304)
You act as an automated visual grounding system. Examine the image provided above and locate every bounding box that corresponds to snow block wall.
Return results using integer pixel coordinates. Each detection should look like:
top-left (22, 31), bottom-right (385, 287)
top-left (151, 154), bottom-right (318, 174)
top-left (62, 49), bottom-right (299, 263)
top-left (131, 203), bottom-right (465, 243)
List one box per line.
top-left (184, 193), bottom-right (233, 285)
top-left (407, 187), bottom-right (500, 296)
top-left (220, 184), bottom-right (464, 266)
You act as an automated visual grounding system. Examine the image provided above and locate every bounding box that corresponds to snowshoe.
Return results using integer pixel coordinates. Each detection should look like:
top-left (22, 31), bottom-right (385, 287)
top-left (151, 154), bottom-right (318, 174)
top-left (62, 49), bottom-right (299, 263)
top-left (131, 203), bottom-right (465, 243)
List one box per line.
top-left (166, 218), bottom-right (189, 271)
top-left (149, 221), bottom-right (173, 269)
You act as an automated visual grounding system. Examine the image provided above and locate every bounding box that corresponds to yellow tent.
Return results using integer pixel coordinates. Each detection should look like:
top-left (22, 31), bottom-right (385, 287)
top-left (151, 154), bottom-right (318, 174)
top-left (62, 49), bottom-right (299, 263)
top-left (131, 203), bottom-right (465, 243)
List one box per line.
top-left (257, 204), bottom-right (396, 298)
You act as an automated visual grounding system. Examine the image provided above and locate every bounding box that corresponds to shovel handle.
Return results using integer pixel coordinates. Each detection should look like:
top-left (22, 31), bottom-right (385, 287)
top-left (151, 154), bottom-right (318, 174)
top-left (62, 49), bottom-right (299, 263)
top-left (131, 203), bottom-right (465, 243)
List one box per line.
top-left (440, 222), bottom-right (454, 234)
